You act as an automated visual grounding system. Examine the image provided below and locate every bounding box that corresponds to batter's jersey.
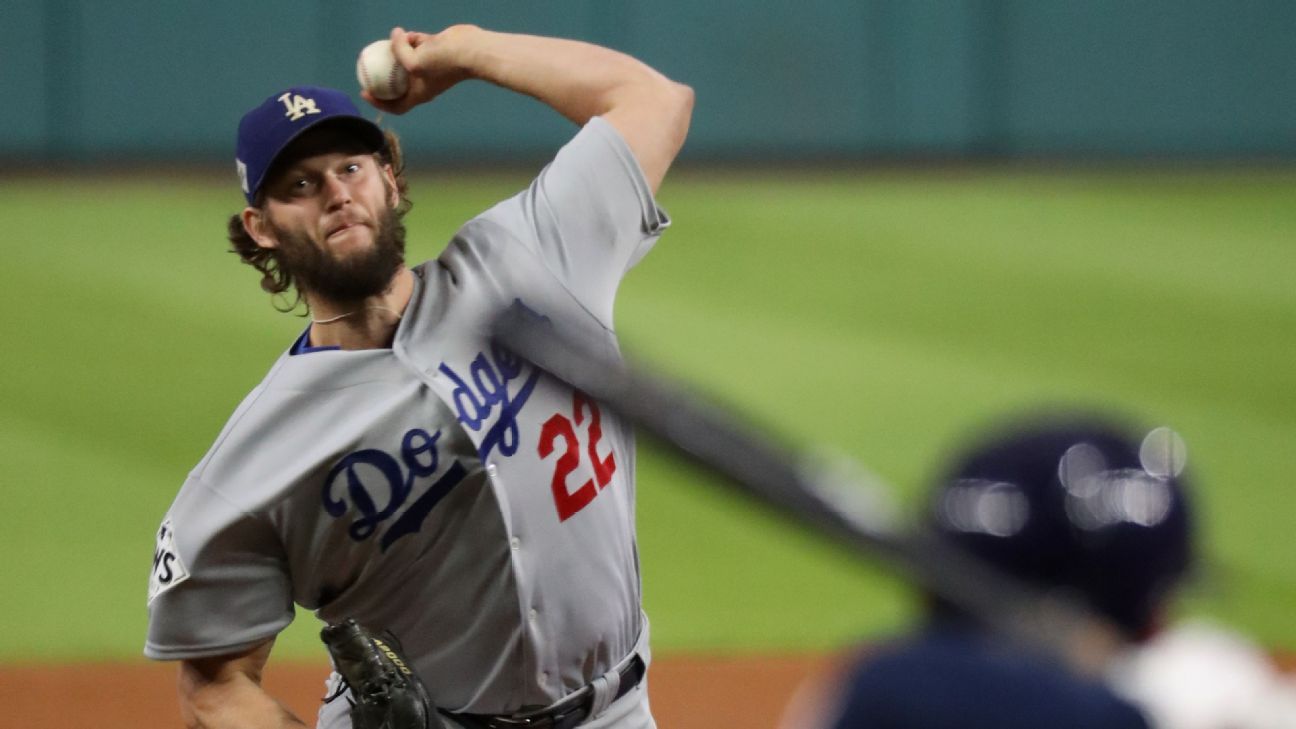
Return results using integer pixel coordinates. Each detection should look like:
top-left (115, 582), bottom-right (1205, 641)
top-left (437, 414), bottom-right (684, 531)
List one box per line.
top-left (829, 623), bottom-right (1151, 729)
top-left (145, 117), bottom-right (670, 715)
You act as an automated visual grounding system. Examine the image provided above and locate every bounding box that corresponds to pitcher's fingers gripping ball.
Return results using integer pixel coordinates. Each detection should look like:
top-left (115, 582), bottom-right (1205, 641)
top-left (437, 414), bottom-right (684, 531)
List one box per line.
top-left (356, 40), bottom-right (409, 100)
top-left (322, 619), bottom-right (440, 729)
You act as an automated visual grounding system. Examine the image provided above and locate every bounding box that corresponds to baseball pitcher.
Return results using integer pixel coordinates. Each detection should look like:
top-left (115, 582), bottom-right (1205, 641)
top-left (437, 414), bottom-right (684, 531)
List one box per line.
top-left (144, 25), bottom-right (692, 729)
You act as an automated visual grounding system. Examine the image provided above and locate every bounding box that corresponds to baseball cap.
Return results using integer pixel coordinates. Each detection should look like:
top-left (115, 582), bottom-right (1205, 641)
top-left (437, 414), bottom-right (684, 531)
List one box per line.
top-left (928, 412), bottom-right (1194, 639)
top-left (235, 85), bottom-right (386, 204)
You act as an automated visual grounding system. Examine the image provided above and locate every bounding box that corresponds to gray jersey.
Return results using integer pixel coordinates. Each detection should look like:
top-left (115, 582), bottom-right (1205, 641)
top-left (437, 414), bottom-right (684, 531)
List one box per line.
top-left (145, 117), bottom-right (669, 715)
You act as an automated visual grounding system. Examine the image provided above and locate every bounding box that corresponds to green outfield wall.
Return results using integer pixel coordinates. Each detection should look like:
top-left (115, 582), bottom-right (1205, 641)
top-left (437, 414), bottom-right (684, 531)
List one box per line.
top-left (3, 0), bottom-right (1293, 162)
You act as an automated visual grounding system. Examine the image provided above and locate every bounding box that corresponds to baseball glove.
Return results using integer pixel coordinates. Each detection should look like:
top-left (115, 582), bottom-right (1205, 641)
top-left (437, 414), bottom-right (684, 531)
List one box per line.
top-left (321, 618), bottom-right (440, 729)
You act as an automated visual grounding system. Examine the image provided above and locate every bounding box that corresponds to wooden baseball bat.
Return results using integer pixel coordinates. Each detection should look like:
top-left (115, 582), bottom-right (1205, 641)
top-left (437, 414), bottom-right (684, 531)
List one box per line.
top-left (492, 308), bottom-right (1120, 672)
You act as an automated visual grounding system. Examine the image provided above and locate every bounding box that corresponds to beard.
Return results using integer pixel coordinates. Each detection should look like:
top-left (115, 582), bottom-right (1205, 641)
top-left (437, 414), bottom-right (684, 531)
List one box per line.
top-left (269, 205), bottom-right (407, 304)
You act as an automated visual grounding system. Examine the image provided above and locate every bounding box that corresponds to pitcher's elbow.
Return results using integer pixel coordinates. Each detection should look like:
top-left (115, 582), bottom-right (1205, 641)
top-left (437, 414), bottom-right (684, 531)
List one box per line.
top-left (666, 81), bottom-right (695, 150)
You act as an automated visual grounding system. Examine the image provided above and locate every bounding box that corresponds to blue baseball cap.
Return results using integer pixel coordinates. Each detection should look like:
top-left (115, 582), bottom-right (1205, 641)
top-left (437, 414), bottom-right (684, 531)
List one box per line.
top-left (235, 85), bottom-right (386, 204)
top-left (928, 413), bottom-right (1193, 638)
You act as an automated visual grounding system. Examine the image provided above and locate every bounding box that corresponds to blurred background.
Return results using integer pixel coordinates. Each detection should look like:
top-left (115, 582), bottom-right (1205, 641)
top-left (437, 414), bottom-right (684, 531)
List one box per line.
top-left (6, 0), bottom-right (1294, 164)
top-left (2, 0), bottom-right (1293, 691)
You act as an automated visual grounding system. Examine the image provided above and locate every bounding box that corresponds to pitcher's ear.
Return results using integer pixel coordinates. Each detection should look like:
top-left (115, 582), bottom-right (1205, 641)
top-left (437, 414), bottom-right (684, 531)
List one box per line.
top-left (242, 208), bottom-right (278, 250)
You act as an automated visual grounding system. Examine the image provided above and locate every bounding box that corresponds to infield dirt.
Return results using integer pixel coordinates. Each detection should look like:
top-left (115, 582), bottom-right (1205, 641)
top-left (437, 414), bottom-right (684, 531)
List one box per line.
top-left (6, 650), bottom-right (1296, 726)
top-left (0, 652), bottom-right (843, 729)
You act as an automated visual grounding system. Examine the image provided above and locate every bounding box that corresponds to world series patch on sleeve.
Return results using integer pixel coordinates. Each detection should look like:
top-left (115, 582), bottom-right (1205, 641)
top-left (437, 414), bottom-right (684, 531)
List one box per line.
top-left (148, 518), bottom-right (189, 603)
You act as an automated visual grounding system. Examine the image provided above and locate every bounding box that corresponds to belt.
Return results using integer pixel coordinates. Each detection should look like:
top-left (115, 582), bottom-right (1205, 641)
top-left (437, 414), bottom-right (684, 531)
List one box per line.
top-left (449, 654), bottom-right (646, 729)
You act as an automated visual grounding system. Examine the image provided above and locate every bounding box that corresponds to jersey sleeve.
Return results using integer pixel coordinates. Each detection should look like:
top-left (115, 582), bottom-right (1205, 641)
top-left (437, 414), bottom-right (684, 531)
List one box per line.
top-left (472, 116), bottom-right (670, 328)
top-left (144, 476), bottom-right (294, 660)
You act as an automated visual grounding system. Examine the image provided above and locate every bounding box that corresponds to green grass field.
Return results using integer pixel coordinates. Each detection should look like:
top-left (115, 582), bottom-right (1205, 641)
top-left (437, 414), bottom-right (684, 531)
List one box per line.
top-left (2, 167), bottom-right (1293, 662)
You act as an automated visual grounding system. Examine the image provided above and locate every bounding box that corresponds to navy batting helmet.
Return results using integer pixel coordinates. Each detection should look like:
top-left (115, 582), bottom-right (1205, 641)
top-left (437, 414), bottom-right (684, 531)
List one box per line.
top-left (928, 412), bottom-right (1194, 640)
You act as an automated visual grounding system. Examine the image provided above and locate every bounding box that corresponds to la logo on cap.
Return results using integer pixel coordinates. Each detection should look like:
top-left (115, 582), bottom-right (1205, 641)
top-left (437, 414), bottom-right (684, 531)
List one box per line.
top-left (278, 92), bottom-right (321, 121)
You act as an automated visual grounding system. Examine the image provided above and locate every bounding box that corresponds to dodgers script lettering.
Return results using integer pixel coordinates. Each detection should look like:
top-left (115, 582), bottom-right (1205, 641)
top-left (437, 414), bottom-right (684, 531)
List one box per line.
top-left (322, 427), bottom-right (468, 551)
top-left (439, 343), bottom-right (542, 461)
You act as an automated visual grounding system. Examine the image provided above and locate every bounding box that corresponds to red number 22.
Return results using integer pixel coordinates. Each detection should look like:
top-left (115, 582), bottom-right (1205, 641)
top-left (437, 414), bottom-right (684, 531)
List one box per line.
top-left (538, 392), bottom-right (617, 522)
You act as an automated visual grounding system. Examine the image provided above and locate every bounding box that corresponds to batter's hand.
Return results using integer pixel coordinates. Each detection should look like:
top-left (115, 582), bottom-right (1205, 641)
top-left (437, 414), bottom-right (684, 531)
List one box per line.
top-left (363, 26), bottom-right (477, 114)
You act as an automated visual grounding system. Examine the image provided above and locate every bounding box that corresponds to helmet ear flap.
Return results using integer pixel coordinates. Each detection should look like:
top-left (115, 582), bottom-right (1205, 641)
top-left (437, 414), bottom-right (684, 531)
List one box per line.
top-left (929, 413), bottom-right (1194, 639)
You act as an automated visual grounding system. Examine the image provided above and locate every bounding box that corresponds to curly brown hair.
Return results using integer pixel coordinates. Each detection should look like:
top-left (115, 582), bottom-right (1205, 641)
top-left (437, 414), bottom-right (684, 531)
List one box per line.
top-left (226, 129), bottom-right (411, 312)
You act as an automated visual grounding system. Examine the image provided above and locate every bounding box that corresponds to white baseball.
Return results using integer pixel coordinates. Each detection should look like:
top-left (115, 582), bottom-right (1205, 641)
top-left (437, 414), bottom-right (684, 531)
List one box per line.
top-left (356, 40), bottom-right (409, 100)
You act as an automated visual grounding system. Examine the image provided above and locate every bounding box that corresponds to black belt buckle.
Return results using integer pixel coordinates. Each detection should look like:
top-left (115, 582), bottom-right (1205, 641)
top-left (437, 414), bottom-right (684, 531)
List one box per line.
top-left (548, 704), bottom-right (590, 729)
top-left (458, 715), bottom-right (566, 729)
top-left (457, 654), bottom-right (644, 729)
top-left (455, 695), bottom-right (588, 729)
